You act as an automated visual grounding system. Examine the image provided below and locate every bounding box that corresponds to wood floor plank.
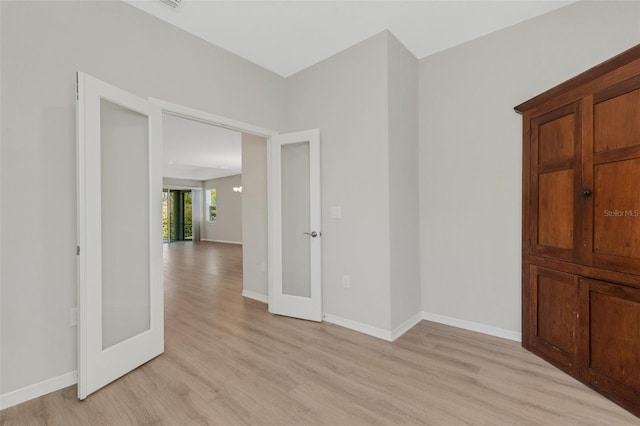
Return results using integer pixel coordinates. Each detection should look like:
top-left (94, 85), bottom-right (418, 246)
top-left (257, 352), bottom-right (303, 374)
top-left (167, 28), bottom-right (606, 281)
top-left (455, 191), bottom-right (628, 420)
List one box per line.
top-left (1, 241), bottom-right (638, 425)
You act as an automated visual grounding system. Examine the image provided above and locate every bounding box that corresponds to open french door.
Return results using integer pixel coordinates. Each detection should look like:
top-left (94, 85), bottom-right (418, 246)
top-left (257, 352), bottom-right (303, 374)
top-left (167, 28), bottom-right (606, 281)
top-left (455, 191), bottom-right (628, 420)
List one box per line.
top-left (76, 73), bottom-right (163, 399)
top-left (268, 129), bottom-right (322, 321)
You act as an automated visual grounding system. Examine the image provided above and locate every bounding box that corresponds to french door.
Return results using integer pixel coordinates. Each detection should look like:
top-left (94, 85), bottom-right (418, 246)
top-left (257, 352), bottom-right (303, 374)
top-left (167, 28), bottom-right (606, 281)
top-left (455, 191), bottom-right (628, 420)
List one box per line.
top-left (76, 73), bottom-right (164, 399)
top-left (268, 129), bottom-right (322, 321)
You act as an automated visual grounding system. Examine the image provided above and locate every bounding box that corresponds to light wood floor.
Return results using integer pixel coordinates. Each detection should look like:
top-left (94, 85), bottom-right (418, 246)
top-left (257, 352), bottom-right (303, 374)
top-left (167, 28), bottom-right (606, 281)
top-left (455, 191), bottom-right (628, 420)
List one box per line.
top-left (2, 241), bottom-right (638, 425)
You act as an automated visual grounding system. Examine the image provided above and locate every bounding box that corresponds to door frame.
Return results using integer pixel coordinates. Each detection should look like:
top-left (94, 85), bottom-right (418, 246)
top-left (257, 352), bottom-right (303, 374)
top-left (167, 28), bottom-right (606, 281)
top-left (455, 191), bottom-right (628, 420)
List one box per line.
top-left (149, 100), bottom-right (324, 319)
top-left (149, 98), bottom-right (278, 291)
top-left (149, 99), bottom-right (277, 139)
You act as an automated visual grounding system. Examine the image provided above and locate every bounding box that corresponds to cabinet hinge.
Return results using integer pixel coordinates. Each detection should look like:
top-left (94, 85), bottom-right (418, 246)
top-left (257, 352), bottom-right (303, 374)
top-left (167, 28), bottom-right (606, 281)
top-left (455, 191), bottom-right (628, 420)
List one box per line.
top-left (76, 246), bottom-right (80, 255)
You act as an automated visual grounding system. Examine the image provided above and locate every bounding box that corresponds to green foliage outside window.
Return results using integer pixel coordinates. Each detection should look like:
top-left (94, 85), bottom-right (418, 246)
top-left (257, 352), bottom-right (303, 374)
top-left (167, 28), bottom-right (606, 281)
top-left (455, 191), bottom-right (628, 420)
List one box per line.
top-left (208, 189), bottom-right (217, 222)
top-left (184, 191), bottom-right (192, 239)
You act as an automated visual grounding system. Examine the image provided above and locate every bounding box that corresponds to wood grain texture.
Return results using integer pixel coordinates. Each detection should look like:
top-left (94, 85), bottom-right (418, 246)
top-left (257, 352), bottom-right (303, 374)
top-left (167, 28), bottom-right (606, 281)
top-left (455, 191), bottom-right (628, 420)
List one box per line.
top-left (519, 44), bottom-right (640, 417)
top-left (529, 103), bottom-right (580, 263)
top-left (2, 242), bottom-right (638, 425)
top-left (594, 158), bottom-right (640, 260)
top-left (531, 267), bottom-right (578, 366)
top-left (537, 170), bottom-right (575, 250)
top-left (579, 278), bottom-right (640, 414)
top-left (538, 113), bottom-right (575, 164)
top-left (594, 87), bottom-right (640, 153)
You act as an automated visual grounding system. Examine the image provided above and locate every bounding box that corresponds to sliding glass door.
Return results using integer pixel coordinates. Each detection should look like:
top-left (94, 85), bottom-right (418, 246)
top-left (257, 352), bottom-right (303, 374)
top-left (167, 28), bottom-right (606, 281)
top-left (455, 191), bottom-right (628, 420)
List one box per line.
top-left (162, 189), bottom-right (193, 242)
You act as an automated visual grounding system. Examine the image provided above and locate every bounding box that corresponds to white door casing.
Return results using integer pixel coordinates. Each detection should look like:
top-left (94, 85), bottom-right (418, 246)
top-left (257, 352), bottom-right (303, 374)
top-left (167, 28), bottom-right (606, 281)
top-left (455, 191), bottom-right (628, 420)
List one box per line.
top-left (268, 129), bottom-right (322, 321)
top-left (76, 72), bottom-right (164, 399)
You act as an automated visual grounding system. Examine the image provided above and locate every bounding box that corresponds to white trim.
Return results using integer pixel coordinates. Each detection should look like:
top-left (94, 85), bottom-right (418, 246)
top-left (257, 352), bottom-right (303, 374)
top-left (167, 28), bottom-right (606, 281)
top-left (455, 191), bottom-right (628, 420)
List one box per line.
top-left (422, 312), bottom-right (522, 342)
top-left (242, 289), bottom-right (268, 304)
top-left (390, 312), bottom-right (423, 341)
top-left (148, 98), bottom-right (278, 138)
top-left (0, 371), bottom-right (77, 410)
top-left (201, 239), bottom-right (242, 245)
top-left (323, 314), bottom-right (393, 341)
top-left (163, 185), bottom-right (202, 190)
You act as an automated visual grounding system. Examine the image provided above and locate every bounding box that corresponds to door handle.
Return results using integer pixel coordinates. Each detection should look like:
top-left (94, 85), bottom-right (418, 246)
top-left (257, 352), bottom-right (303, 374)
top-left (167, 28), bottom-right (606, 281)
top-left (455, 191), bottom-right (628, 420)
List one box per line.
top-left (304, 231), bottom-right (319, 238)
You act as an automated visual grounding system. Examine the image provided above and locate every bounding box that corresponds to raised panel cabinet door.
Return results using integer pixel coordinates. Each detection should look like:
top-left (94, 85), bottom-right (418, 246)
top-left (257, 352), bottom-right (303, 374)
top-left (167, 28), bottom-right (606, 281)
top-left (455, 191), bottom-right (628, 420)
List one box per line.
top-left (590, 77), bottom-right (640, 275)
top-left (527, 266), bottom-right (579, 373)
top-left (529, 103), bottom-right (581, 262)
top-left (578, 278), bottom-right (640, 417)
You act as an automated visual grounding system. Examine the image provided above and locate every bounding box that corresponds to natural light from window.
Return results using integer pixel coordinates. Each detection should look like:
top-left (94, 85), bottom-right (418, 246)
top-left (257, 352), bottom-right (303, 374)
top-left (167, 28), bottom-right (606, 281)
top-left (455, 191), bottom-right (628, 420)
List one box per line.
top-left (206, 188), bottom-right (217, 222)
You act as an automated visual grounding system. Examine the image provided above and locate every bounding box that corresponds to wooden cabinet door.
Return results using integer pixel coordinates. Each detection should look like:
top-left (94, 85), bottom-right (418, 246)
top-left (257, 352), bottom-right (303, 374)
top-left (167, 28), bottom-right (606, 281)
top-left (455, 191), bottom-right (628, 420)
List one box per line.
top-left (587, 76), bottom-right (640, 275)
top-left (529, 103), bottom-right (581, 262)
top-left (578, 278), bottom-right (640, 416)
top-left (527, 266), bottom-right (579, 373)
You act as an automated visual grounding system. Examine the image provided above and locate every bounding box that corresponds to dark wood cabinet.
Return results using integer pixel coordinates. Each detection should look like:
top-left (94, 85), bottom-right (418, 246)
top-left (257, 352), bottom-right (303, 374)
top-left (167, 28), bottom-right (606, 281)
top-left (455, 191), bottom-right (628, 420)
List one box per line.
top-left (579, 278), bottom-right (640, 411)
top-left (516, 44), bottom-right (640, 417)
top-left (528, 266), bottom-right (579, 372)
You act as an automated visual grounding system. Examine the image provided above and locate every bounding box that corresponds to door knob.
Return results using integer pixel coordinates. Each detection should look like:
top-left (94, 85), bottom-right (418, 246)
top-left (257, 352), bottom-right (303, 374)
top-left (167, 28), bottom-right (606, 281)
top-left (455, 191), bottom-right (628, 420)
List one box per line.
top-left (304, 231), bottom-right (319, 238)
top-left (582, 189), bottom-right (592, 198)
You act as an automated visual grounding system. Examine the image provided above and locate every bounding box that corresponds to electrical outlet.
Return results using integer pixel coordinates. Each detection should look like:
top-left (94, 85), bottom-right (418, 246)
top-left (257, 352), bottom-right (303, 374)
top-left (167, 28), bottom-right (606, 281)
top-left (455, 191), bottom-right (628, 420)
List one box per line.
top-left (342, 275), bottom-right (350, 289)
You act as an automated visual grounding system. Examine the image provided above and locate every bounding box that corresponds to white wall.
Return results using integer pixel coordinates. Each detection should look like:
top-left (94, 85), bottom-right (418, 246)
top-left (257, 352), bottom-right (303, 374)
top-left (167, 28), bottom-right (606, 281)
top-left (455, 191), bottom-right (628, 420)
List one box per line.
top-left (285, 32), bottom-right (392, 331)
top-left (419, 1), bottom-right (640, 335)
top-left (202, 174), bottom-right (243, 244)
top-left (241, 134), bottom-right (269, 298)
top-left (0, 0), bottom-right (284, 396)
top-left (387, 34), bottom-right (420, 330)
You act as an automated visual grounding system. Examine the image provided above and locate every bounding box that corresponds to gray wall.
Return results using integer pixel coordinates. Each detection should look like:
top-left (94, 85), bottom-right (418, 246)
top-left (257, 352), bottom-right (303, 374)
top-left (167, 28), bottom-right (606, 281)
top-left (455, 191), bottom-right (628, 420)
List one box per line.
top-left (3, 0), bottom-right (640, 401)
top-left (387, 34), bottom-right (420, 330)
top-left (285, 32), bottom-right (392, 330)
top-left (241, 134), bottom-right (269, 297)
top-left (202, 174), bottom-right (243, 244)
top-left (419, 1), bottom-right (640, 334)
top-left (0, 0), bottom-right (284, 395)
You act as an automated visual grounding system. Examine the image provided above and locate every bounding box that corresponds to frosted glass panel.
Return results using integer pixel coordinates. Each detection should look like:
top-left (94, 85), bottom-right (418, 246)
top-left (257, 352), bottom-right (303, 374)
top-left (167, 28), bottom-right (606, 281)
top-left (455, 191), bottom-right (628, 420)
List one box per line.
top-left (100, 99), bottom-right (150, 349)
top-left (281, 142), bottom-right (311, 297)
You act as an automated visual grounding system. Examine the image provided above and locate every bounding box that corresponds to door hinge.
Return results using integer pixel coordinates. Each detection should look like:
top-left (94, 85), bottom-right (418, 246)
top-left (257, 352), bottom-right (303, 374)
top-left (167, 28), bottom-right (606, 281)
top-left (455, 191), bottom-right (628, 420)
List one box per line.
top-left (76, 246), bottom-right (80, 255)
top-left (76, 73), bottom-right (79, 100)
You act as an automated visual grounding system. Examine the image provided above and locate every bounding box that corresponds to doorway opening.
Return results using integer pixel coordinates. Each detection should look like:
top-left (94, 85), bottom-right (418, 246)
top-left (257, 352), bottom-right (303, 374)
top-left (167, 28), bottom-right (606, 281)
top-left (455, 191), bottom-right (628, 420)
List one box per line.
top-left (151, 98), bottom-right (276, 309)
top-left (161, 109), bottom-right (247, 246)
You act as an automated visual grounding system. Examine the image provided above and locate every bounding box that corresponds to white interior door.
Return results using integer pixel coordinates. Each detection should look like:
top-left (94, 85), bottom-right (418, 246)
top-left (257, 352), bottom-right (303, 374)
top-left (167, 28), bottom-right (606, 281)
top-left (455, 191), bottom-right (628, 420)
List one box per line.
top-left (76, 72), bottom-right (163, 399)
top-left (268, 129), bottom-right (322, 321)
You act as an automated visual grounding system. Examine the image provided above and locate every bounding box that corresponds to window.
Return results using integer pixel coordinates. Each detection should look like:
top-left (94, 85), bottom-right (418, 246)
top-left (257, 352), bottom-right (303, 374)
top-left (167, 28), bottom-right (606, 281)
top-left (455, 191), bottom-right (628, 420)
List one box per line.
top-left (206, 188), bottom-right (217, 222)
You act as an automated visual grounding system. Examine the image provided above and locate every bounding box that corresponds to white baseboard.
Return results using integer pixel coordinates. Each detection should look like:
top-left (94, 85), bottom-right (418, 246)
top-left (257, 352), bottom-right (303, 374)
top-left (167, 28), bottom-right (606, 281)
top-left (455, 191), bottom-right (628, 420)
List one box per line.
top-left (201, 239), bottom-right (242, 245)
top-left (390, 312), bottom-right (423, 341)
top-left (242, 289), bottom-right (268, 303)
top-left (323, 314), bottom-right (394, 341)
top-left (422, 311), bottom-right (521, 342)
top-left (0, 370), bottom-right (77, 410)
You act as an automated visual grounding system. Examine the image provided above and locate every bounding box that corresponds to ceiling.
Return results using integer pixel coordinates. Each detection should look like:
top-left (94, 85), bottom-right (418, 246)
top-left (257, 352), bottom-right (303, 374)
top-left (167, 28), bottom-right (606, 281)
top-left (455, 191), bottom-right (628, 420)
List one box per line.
top-left (163, 113), bottom-right (242, 181)
top-left (145, 0), bottom-right (574, 180)
top-left (124, 0), bottom-right (575, 78)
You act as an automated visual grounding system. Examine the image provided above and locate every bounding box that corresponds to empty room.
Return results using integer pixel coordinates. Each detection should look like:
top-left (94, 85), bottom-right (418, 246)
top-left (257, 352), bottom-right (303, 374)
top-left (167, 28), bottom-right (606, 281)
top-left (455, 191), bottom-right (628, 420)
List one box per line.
top-left (1, 0), bottom-right (640, 424)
